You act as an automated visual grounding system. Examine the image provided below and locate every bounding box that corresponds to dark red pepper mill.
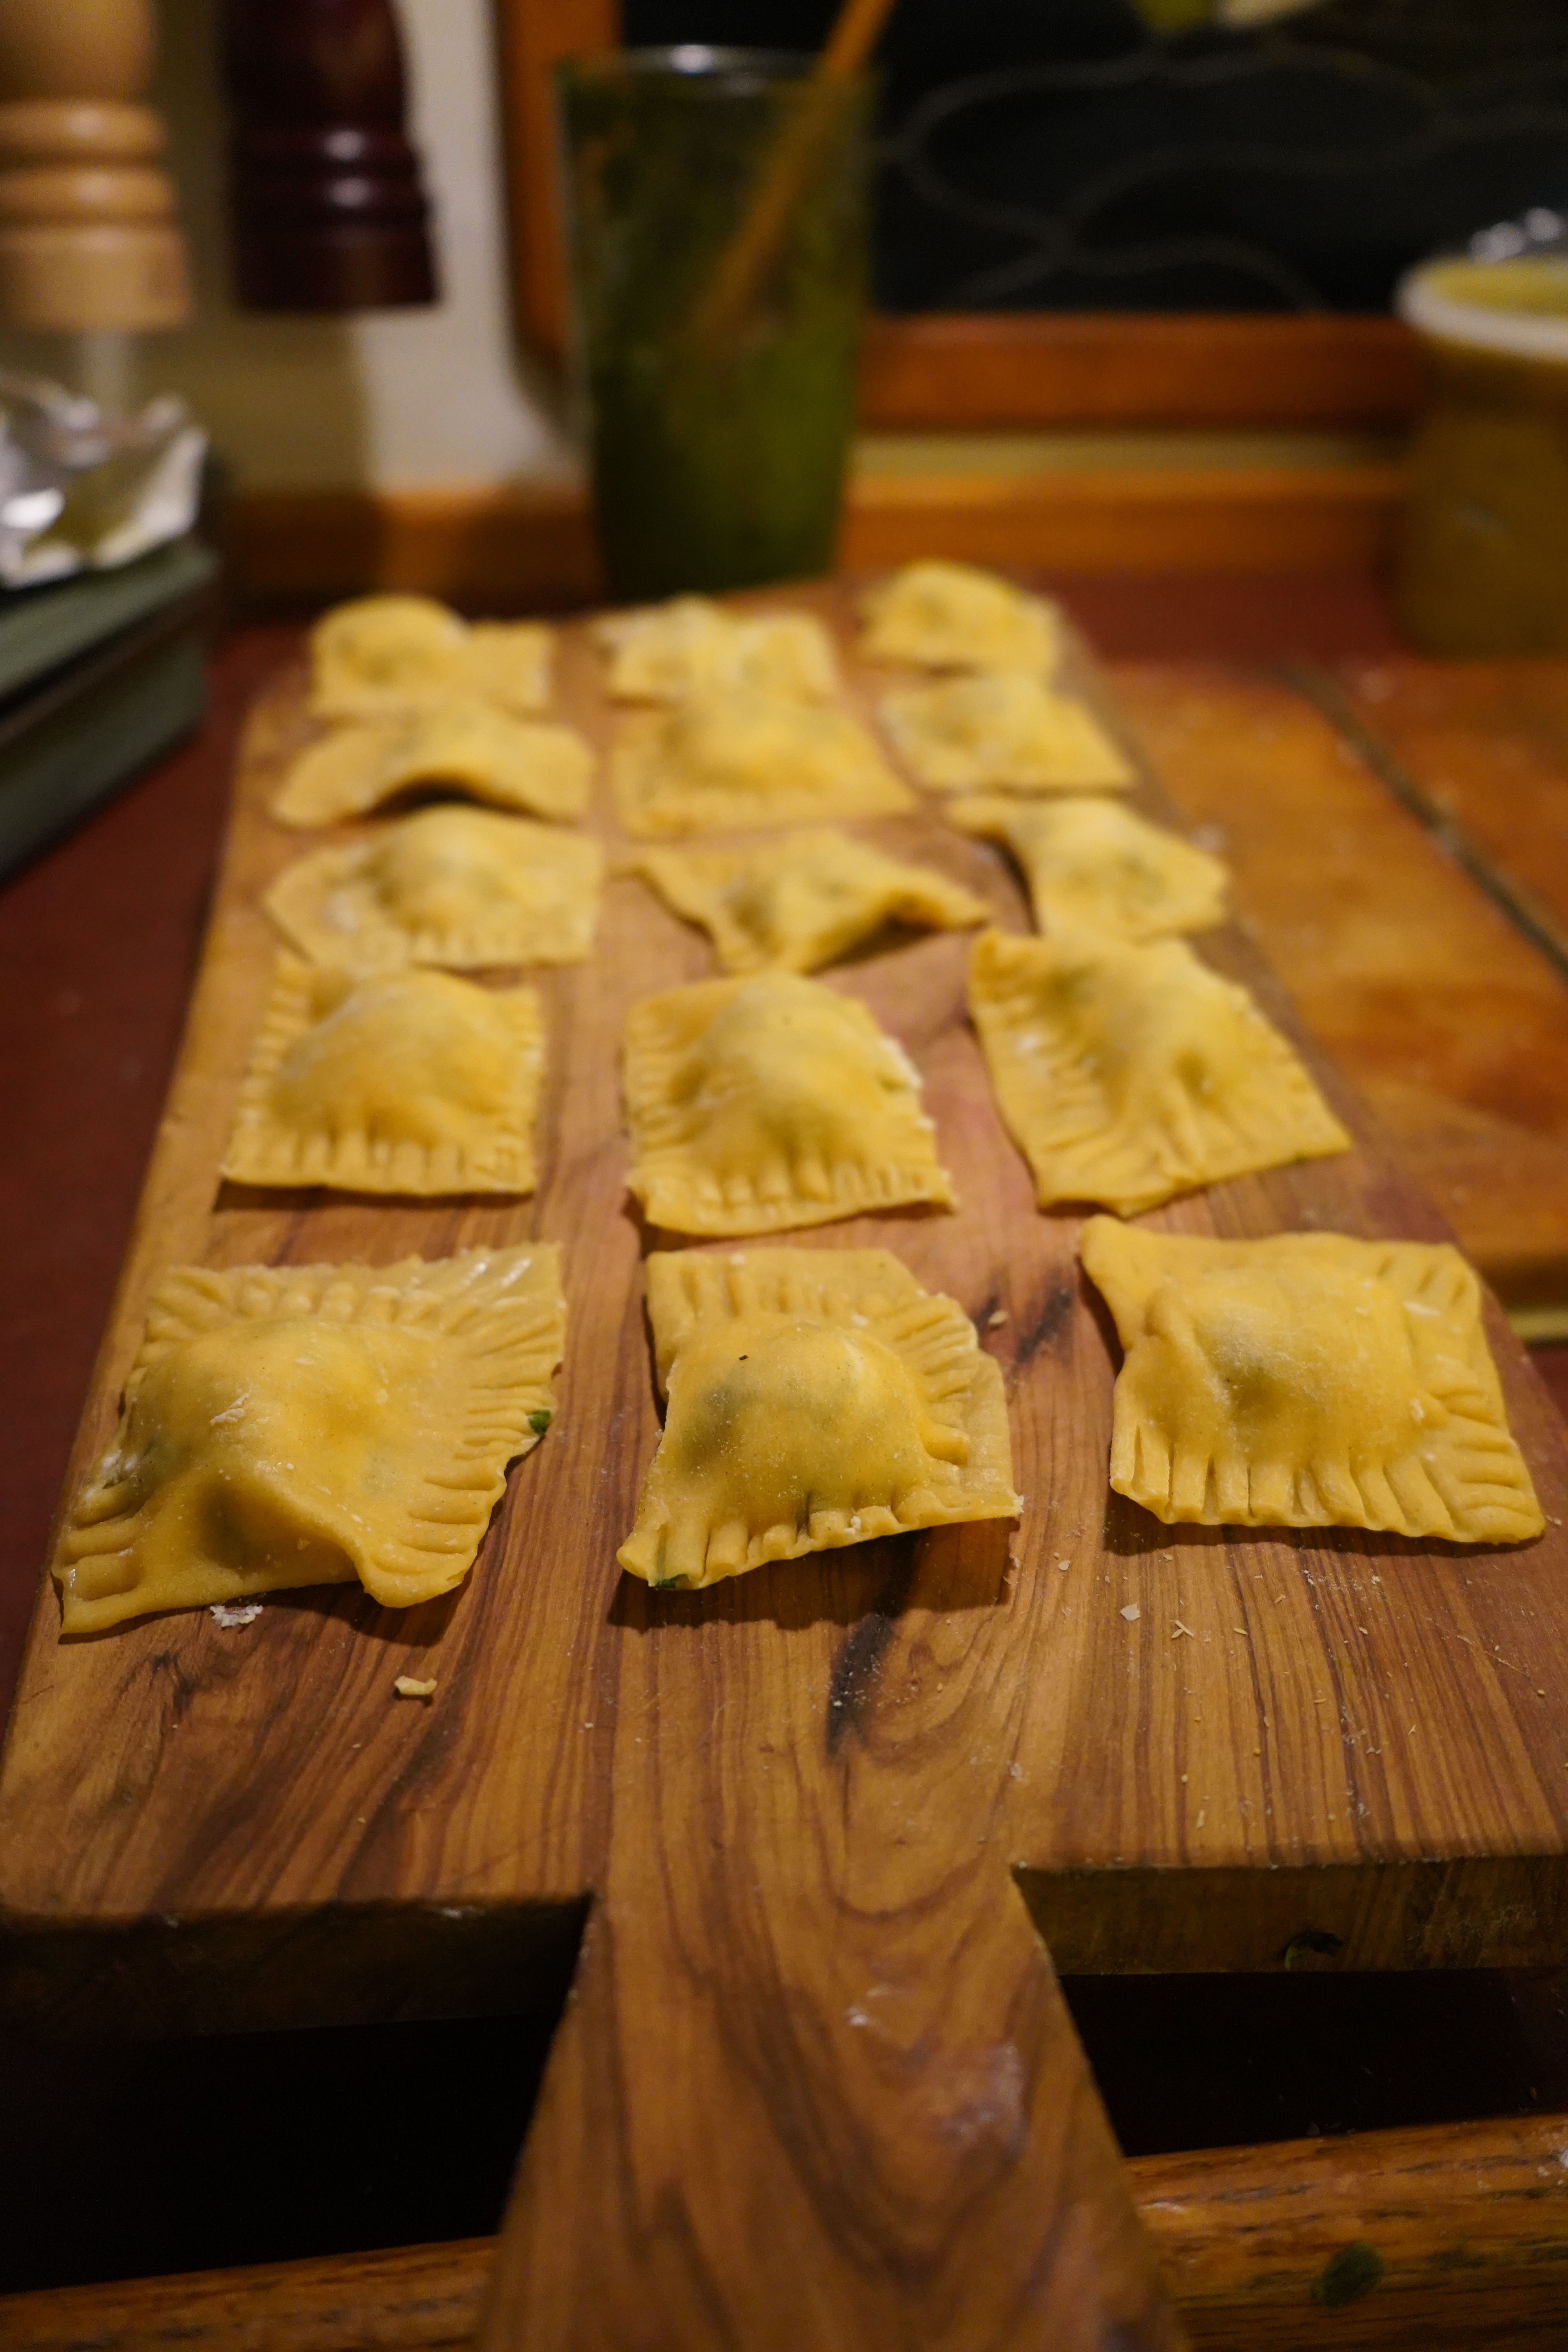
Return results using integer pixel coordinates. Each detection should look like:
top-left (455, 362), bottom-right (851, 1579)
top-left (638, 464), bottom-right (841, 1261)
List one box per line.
top-left (221, 0), bottom-right (438, 311)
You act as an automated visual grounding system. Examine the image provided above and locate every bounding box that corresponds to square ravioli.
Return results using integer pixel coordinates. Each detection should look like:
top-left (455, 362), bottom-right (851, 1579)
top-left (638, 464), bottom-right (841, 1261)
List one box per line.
top-left (610, 686), bottom-right (914, 838)
top-left (968, 927), bottom-right (1349, 1216)
top-left (950, 796), bottom-right (1228, 941)
top-left (54, 1244), bottom-right (565, 1630)
top-left (593, 595), bottom-right (839, 703)
top-left (273, 703), bottom-right (593, 829)
top-left (633, 828), bottom-right (988, 974)
top-left (859, 561), bottom-right (1060, 676)
top-left (619, 1247), bottom-right (1020, 1588)
top-left (224, 958), bottom-right (544, 1196)
top-left (624, 970), bottom-right (955, 1235)
top-left (265, 805), bottom-right (604, 974)
top-left (882, 673), bottom-right (1134, 795)
top-left (310, 595), bottom-right (553, 721)
top-left (1080, 1219), bottom-right (1544, 1544)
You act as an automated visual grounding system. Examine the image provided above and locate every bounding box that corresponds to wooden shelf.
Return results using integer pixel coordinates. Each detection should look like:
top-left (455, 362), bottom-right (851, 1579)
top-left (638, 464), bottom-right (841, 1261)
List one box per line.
top-left (227, 460), bottom-right (1402, 604)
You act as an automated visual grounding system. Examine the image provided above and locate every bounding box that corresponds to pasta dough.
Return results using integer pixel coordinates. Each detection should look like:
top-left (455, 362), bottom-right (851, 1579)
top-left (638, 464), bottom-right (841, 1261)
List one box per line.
top-left (311, 594), bottom-right (553, 721)
top-left (1080, 1218), bottom-right (1544, 1543)
top-left (633, 828), bottom-right (988, 973)
top-left (619, 1247), bottom-right (1020, 1588)
top-left (273, 702), bottom-right (593, 829)
top-left (859, 561), bottom-right (1060, 676)
top-left (265, 805), bottom-right (604, 973)
top-left (882, 673), bottom-right (1134, 795)
top-left (968, 927), bottom-right (1349, 1215)
top-left (611, 686), bottom-right (914, 838)
top-left (54, 1244), bottom-right (566, 1630)
top-left (624, 969), bottom-right (955, 1234)
top-left (593, 595), bottom-right (839, 703)
top-left (950, 796), bottom-right (1228, 940)
top-left (224, 958), bottom-right (544, 1195)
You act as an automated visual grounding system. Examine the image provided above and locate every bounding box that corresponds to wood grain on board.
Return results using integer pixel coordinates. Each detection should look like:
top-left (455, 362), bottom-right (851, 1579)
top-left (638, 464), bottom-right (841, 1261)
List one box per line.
top-left (4, 586), bottom-right (1568, 2345)
top-left (1112, 666), bottom-right (1568, 1325)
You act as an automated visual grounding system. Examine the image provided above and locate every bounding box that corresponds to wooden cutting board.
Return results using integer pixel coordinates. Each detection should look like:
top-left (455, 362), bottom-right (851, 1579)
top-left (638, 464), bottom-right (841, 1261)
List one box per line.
top-left (3, 584), bottom-right (1567, 2348)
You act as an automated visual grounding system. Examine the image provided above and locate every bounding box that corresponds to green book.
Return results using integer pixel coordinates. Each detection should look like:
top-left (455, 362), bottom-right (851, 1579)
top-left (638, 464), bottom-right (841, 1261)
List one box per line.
top-left (0, 538), bottom-right (220, 879)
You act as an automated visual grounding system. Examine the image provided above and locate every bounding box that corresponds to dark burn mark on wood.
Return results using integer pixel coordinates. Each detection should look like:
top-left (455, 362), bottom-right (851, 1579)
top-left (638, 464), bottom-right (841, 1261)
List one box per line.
top-left (826, 1549), bottom-right (918, 1755)
top-left (1012, 1284), bottom-right (1076, 1373)
top-left (147, 1649), bottom-right (199, 1726)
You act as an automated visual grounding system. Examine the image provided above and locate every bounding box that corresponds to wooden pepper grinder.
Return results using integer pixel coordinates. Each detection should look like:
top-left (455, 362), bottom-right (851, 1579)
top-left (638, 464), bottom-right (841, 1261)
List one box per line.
top-left (221, 0), bottom-right (438, 311)
top-left (0, 0), bottom-right (191, 334)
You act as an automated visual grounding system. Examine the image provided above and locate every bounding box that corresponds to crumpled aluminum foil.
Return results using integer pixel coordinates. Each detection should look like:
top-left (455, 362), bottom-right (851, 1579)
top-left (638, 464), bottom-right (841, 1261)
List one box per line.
top-left (0, 373), bottom-right (207, 589)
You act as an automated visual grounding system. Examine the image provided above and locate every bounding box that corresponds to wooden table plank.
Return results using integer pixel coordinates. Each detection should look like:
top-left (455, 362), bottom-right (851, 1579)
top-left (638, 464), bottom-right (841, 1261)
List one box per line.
top-left (8, 2109), bottom-right (1568, 2352)
top-left (1111, 665), bottom-right (1568, 1327)
top-left (1332, 657), bottom-right (1568, 971)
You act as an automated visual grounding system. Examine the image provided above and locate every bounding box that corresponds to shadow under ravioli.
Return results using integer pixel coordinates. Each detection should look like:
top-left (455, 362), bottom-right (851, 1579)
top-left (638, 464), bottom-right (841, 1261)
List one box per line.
top-left (623, 969), bottom-right (955, 1236)
top-left (620, 1247), bottom-right (1020, 1588)
top-left (1080, 1218), bottom-right (1544, 1544)
top-left (265, 805), bottom-right (604, 974)
top-left (967, 926), bottom-right (1349, 1216)
top-left (54, 1246), bottom-right (566, 1630)
top-left (223, 958), bottom-right (543, 1196)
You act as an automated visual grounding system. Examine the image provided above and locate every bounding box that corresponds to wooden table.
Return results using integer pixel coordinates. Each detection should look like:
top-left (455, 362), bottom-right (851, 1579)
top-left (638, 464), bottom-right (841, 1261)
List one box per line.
top-left (4, 577), bottom-right (1568, 2347)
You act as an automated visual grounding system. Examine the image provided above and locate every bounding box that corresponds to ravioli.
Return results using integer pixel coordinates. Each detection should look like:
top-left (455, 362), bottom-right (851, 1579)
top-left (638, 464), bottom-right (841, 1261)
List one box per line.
top-left (624, 970), bottom-right (955, 1235)
top-left (859, 561), bottom-right (1060, 677)
top-left (310, 594), bottom-right (553, 721)
top-left (968, 927), bottom-right (1349, 1216)
top-left (882, 673), bottom-right (1134, 795)
top-left (593, 595), bottom-right (839, 703)
top-left (633, 829), bottom-right (988, 974)
top-left (265, 806), bottom-right (604, 974)
top-left (951, 797), bottom-right (1228, 940)
top-left (273, 703), bottom-right (593, 829)
top-left (1079, 1219), bottom-right (1544, 1543)
top-left (611, 686), bottom-right (913, 838)
top-left (224, 959), bottom-right (544, 1195)
top-left (619, 1247), bottom-right (1020, 1588)
top-left (54, 1244), bottom-right (566, 1630)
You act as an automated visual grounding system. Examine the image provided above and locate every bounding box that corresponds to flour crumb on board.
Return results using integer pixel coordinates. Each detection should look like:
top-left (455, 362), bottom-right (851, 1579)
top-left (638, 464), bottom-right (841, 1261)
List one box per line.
top-left (394, 1675), bottom-right (437, 1700)
top-left (987, 1309), bottom-right (1009, 1328)
top-left (1120, 1602), bottom-right (1141, 1622)
top-left (1173, 1619), bottom-right (1195, 1640)
top-left (209, 1602), bottom-right (262, 1628)
top-left (1056, 1556), bottom-right (1072, 1572)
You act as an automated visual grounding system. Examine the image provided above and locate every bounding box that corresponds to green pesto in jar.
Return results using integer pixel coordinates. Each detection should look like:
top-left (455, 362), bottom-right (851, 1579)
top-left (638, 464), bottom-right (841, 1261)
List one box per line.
top-left (557, 51), bottom-right (871, 601)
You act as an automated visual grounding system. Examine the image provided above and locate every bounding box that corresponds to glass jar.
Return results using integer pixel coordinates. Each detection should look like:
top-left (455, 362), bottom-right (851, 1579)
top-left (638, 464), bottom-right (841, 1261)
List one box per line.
top-left (556, 48), bottom-right (872, 601)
